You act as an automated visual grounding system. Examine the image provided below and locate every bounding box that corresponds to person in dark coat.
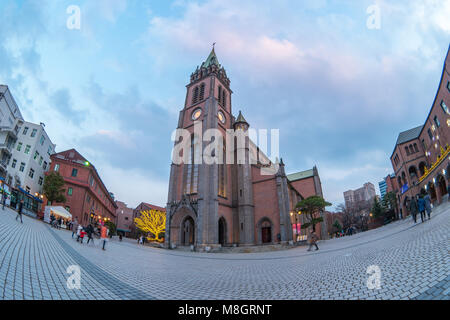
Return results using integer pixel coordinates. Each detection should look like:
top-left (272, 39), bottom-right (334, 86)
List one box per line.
top-left (15, 200), bottom-right (24, 223)
top-left (417, 195), bottom-right (425, 223)
top-left (86, 224), bottom-right (95, 244)
top-left (408, 196), bottom-right (419, 223)
top-left (307, 231), bottom-right (319, 251)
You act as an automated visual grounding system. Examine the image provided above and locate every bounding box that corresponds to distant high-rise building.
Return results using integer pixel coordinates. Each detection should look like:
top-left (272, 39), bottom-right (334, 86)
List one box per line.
top-left (344, 182), bottom-right (376, 208)
top-left (379, 180), bottom-right (387, 200)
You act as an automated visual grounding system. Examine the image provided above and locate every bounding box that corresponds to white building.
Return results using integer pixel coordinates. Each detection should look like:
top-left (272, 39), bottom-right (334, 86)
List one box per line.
top-left (8, 121), bottom-right (56, 195)
top-left (0, 85), bottom-right (24, 181)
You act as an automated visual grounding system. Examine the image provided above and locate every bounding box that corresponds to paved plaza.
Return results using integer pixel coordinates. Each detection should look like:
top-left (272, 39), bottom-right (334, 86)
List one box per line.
top-left (0, 202), bottom-right (449, 300)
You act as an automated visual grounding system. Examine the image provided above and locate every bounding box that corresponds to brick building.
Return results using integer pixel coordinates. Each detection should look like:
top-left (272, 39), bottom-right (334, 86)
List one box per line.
top-left (166, 48), bottom-right (327, 249)
top-left (45, 149), bottom-right (117, 226)
top-left (390, 45), bottom-right (450, 217)
top-left (115, 201), bottom-right (134, 237)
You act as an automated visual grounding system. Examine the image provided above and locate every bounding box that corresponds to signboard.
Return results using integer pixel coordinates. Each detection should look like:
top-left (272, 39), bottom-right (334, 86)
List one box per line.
top-left (401, 183), bottom-right (409, 194)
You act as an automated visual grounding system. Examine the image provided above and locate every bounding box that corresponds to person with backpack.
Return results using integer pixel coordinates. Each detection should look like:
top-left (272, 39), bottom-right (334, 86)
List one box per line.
top-left (417, 195), bottom-right (426, 223)
top-left (86, 224), bottom-right (95, 245)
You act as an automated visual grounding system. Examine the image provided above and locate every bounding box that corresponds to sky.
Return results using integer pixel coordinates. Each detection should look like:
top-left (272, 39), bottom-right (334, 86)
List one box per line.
top-left (0, 0), bottom-right (449, 210)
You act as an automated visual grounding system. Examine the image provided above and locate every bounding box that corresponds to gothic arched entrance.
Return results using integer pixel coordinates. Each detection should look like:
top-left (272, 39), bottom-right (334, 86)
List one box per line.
top-left (437, 175), bottom-right (447, 197)
top-left (261, 221), bottom-right (272, 244)
top-left (428, 182), bottom-right (437, 201)
top-left (182, 216), bottom-right (195, 246)
top-left (218, 217), bottom-right (227, 246)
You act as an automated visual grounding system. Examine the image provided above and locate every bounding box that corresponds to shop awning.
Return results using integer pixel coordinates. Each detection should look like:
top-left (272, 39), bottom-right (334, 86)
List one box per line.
top-left (47, 206), bottom-right (72, 220)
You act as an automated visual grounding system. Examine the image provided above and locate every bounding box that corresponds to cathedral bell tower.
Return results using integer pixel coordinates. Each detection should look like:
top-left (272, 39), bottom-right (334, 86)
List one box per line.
top-left (166, 47), bottom-right (233, 249)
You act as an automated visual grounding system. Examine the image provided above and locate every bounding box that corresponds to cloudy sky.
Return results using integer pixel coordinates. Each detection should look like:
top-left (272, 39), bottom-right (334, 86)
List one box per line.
top-left (0, 0), bottom-right (449, 210)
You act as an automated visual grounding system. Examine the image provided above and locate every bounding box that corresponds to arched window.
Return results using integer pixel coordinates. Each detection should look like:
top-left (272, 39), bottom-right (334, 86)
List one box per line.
top-left (218, 137), bottom-right (227, 197)
top-left (413, 143), bottom-right (419, 153)
top-left (184, 134), bottom-right (200, 194)
top-left (218, 86), bottom-right (222, 103)
top-left (405, 146), bottom-right (410, 156)
top-left (199, 83), bottom-right (205, 101)
top-left (192, 86), bottom-right (199, 105)
top-left (222, 91), bottom-right (226, 108)
top-left (409, 145), bottom-right (414, 154)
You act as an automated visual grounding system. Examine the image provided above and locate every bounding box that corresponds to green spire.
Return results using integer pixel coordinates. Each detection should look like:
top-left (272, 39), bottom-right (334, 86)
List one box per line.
top-left (235, 110), bottom-right (248, 124)
top-left (201, 47), bottom-right (221, 68)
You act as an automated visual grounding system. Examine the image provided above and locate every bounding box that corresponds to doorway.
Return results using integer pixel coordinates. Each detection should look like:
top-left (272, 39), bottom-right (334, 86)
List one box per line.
top-left (182, 216), bottom-right (195, 245)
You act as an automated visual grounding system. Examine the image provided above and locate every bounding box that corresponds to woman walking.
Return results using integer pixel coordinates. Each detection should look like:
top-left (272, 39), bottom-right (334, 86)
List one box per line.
top-left (100, 224), bottom-right (109, 251)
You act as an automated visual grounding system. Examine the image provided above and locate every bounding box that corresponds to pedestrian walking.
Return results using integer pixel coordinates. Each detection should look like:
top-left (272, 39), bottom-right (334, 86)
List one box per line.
top-left (417, 195), bottom-right (425, 223)
top-left (15, 200), bottom-right (24, 223)
top-left (424, 193), bottom-right (432, 220)
top-left (72, 219), bottom-right (78, 238)
top-left (408, 196), bottom-right (419, 223)
top-left (86, 224), bottom-right (95, 245)
top-left (100, 224), bottom-right (109, 251)
top-left (139, 235), bottom-right (143, 245)
top-left (76, 224), bottom-right (83, 242)
top-left (307, 231), bottom-right (319, 251)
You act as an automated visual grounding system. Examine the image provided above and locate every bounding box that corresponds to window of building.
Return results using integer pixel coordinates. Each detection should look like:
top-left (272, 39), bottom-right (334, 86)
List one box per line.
top-left (68, 187), bottom-right (73, 196)
top-left (47, 146), bottom-right (53, 156)
top-left (184, 134), bottom-right (200, 194)
top-left (222, 91), bottom-right (226, 108)
top-left (26, 186), bottom-right (30, 193)
top-left (86, 194), bottom-right (91, 203)
top-left (434, 115), bottom-right (440, 128)
top-left (39, 156), bottom-right (43, 165)
top-left (43, 161), bottom-right (47, 170)
top-left (192, 86), bottom-right (199, 104)
top-left (421, 139), bottom-right (427, 150)
top-left (199, 83), bottom-right (205, 101)
top-left (40, 135), bottom-right (45, 145)
top-left (38, 177), bottom-right (43, 185)
top-left (54, 164), bottom-right (60, 172)
top-left (125, 217), bottom-right (129, 220)
top-left (11, 159), bottom-right (17, 168)
top-left (28, 168), bottom-right (35, 179)
top-left (71, 168), bottom-right (78, 177)
top-left (413, 143), bottom-right (419, 153)
top-left (89, 175), bottom-right (94, 186)
top-left (19, 162), bottom-right (25, 172)
top-left (16, 142), bottom-right (22, 152)
top-left (218, 137), bottom-right (226, 197)
top-left (447, 81), bottom-right (450, 92)
top-left (427, 128), bottom-right (433, 140)
top-left (441, 100), bottom-right (449, 114)
top-left (65, 206), bottom-right (70, 212)
top-left (23, 127), bottom-right (28, 135)
top-left (34, 151), bottom-right (39, 160)
top-left (24, 145), bottom-right (31, 154)
top-left (405, 146), bottom-right (410, 156)
top-left (409, 145), bottom-right (414, 154)
top-left (31, 129), bottom-right (37, 137)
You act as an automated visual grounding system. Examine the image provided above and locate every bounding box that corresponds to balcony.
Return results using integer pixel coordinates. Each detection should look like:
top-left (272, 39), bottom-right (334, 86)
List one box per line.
top-left (0, 143), bottom-right (13, 155)
top-left (0, 126), bottom-right (19, 140)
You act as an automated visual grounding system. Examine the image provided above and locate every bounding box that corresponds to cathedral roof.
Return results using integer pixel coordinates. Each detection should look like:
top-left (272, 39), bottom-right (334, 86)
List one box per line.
top-left (201, 47), bottom-right (221, 69)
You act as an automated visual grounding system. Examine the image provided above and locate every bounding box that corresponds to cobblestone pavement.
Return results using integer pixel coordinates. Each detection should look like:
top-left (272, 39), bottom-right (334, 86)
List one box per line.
top-left (0, 201), bottom-right (449, 300)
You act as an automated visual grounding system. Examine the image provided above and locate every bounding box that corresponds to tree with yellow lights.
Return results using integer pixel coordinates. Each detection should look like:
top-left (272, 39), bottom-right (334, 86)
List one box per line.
top-left (134, 209), bottom-right (166, 242)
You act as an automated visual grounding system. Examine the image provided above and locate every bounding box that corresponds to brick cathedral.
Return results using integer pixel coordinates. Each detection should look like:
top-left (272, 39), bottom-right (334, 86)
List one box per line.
top-left (165, 48), bottom-right (327, 250)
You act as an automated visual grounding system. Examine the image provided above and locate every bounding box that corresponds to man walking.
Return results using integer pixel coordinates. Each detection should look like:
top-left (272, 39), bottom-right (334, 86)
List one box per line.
top-left (15, 200), bottom-right (24, 223)
top-left (307, 231), bottom-right (319, 251)
top-left (417, 195), bottom-right (425, 223)
top-left (408, 196), bottom-right (419, 223)
top-left (86, 224), bottom-right (95, 245)
top-left (72, 219), bottom-right (79, 238)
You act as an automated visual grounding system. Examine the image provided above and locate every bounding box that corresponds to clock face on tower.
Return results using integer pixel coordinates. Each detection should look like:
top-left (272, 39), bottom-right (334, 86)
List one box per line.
top-left (218, 110), bottom-right (226, 124)
top-left (192, 108), bottom-right (202, 121)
